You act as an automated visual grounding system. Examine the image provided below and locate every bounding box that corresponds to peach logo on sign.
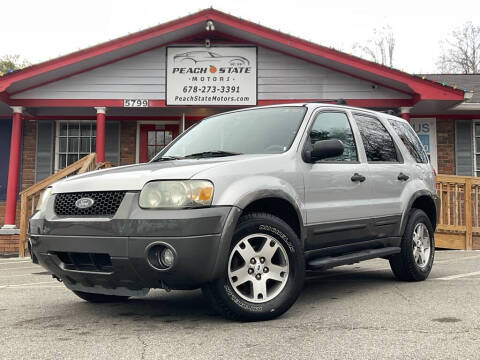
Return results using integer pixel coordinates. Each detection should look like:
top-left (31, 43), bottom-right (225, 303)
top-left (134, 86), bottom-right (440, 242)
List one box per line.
top-left (209, 65), bottom-right (217, 73)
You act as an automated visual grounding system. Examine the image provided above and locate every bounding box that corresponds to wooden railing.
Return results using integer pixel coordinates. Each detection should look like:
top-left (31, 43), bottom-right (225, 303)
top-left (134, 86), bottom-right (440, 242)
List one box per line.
top-left (435, 175), bottom-right (480, 250)
top-left (18, 153), bottom-right (114, 256)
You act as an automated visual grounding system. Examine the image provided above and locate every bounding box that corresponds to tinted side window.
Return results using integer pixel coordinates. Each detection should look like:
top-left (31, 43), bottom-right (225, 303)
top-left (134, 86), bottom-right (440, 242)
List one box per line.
top-left (353, 114), bottom-right (398, 162)
top-left (310, 112), bottom-right (358, 162)
top-left (388, 119), bottom-right (429, 163)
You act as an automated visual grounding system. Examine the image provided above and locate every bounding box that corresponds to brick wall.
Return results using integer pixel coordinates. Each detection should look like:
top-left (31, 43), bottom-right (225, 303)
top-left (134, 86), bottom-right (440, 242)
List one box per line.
top-left (120, 121), bottom-right (137, 165)
top-left (21, 120), bottom-right (37, 191)
top-left (0, 201), bottom-right (21, 229)
top-left (436, 119), bottom-right (455, 175)
top-left (0, 120), bottom-right (36, 255)
top-left (0, 234), bottom-right (19, 255)
top-left (0, 201), bottom-right (5, 228)
top-left (0, 120), bottom-right (36, 229)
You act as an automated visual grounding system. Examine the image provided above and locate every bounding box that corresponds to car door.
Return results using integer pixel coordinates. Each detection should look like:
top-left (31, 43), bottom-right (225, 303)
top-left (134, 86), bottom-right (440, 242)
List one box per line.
top-left (351, 112), bottom-right (408, 236)
top-left (301, 109), bottom-right (372, 251)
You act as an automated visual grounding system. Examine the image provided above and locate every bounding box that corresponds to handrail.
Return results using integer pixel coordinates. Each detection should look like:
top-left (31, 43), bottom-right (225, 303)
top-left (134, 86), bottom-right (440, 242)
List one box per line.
top-left (18, 153), bottom-right (114, 256)
top-left (20, 153), bottom-right (96, 198)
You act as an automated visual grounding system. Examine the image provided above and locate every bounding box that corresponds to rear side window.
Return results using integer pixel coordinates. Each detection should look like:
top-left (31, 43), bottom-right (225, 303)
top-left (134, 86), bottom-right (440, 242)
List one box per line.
top-left (388, 119), bottom-right (429, 163)
top-left (309, 112), bottom-right (358, 162)
top-left (353, 114), bottom-right (398, 162)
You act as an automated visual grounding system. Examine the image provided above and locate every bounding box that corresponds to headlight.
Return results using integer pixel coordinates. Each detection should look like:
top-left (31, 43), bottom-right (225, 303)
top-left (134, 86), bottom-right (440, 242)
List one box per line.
top-left (139, 180), bottom-right (213, 209)
top-left (36, 187), bottom-right (53, 211)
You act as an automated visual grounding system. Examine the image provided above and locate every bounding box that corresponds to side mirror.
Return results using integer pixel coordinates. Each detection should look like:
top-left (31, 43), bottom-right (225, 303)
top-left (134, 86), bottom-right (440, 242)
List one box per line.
top-left (305, 139), bottom-right (344, 162)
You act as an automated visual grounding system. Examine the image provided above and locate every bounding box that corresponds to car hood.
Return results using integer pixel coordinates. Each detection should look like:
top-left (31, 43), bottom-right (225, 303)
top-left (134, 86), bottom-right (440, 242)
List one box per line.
top-left (51, 156), bottom-right (257, 193)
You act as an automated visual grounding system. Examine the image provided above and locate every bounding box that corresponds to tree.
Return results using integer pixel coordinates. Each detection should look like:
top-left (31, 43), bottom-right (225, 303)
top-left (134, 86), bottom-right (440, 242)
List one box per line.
top-left (353, 26), bottom-right (396, 67)
top-left (0, 54), bottom-right (30, 75)
top-left (437, 22), bottom-right (480, 74)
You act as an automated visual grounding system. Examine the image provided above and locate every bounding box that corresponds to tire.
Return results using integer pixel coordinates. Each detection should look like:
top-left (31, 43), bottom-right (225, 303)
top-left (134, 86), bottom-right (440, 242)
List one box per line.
top-left (389, 209), bottom-right (435, 281)
top-left (72, 290), bottom-right (130, 303)
top-left (203, 212), bottom-right (305, 321)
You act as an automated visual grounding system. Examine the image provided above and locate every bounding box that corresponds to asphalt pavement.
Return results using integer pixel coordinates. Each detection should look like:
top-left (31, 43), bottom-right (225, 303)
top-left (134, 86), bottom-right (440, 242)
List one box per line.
top-left (1, 250), bottom-right (480, 359)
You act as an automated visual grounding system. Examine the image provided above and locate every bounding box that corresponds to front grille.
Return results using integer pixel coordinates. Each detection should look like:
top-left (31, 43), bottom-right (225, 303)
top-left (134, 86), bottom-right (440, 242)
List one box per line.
top-left (54, 191), bottom-right (126, 216)
top-left (52, 251), bottom-right (113, 272)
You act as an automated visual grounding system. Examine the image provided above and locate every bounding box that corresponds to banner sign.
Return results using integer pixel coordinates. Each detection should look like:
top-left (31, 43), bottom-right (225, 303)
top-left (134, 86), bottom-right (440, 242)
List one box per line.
top-left (411, 118), bottom-right (438, 171)
top-left (166, 46), bottom-right (257, 106)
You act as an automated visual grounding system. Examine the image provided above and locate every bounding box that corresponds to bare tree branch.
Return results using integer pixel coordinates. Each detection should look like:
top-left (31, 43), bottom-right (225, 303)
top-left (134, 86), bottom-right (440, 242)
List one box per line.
top-left (437, 22), bottom-right (480, 73)
top-left (353, 26), bottom-right (396, 67)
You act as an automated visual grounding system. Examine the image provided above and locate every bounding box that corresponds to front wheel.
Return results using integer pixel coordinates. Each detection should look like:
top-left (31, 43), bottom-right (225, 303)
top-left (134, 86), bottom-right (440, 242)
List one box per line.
top-left (389, 209), bottom-right (435, 281)
top-left (203, 212), bottom-right (304, 321)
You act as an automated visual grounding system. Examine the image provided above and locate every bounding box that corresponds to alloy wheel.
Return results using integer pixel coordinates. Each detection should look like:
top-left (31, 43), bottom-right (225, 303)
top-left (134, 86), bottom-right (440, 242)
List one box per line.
top-left (227, 233), bottom-right (289, 303)
top-left (412, 223), bottom-right (431, 269)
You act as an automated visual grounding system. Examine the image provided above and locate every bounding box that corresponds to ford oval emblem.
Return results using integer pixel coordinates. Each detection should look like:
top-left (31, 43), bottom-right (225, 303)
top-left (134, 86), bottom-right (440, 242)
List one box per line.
top-left (75, 197), bottom-right (95, 209)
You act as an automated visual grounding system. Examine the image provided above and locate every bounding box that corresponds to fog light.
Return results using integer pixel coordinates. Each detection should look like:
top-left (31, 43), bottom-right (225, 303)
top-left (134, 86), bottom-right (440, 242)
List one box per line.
top-left (160, 248), bottom-right (175, 268)
top-left (147, 244), bottom-right (176, 270)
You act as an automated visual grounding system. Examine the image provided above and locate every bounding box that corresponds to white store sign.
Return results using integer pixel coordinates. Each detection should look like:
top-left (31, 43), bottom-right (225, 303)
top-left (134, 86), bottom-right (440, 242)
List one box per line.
top-left (410, 118), bottom-right (438, 171)
top-left (166, 46), bottom-right (257, 106)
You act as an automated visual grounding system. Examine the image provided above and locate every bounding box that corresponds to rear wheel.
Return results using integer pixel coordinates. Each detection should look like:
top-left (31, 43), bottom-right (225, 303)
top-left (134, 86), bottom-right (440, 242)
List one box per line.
top-left (72, 290), bottom-right (130, 303)
top-left (203, 212), bottom-right (304, 321)
top-left (389, 209), bottom-right (435, 281)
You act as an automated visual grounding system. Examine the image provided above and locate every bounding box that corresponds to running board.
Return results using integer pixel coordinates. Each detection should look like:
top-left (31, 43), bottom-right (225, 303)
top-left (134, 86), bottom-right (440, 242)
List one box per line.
top-left (307, 247), bottom-right (401, 271)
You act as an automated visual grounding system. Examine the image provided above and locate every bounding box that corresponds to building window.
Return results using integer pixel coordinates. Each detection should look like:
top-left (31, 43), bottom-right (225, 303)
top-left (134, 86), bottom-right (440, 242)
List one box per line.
top-left (56, 121), bottom-right (96, 170)
top-left (475, 122), bottom-right (480, 177)
top-left (147, 129), bottom-right (173, 160)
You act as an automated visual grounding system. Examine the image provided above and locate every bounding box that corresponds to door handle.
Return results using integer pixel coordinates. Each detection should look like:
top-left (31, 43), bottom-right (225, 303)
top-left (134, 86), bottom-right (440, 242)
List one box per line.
top-left (398, 172), bottom-right (409, 181)
top-left (351, 173), bottom-right (366, 182)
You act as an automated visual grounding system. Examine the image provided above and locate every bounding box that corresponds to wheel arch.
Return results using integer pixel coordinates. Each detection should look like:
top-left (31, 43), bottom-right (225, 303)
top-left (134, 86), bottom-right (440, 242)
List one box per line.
top-left (210, 192), bottom-right (305, 282)
top-left (209, 176), bottom-right (305, 281)
top-left (401, 191), bottom-right (438, 234)
top-left (241, 196), bottom-right (304, 243)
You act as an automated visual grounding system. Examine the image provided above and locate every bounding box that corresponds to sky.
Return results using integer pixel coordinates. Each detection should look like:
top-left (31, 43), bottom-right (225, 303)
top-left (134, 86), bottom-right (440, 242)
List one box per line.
top-left (1, 0), bottom-right (479, 74)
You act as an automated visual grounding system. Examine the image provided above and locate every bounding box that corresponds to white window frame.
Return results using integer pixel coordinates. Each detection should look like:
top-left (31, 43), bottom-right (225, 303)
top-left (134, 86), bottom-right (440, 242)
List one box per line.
top-left (54, 120), bottom-right (97, 171)
top-left (474, 120), bottom-right (480, 177)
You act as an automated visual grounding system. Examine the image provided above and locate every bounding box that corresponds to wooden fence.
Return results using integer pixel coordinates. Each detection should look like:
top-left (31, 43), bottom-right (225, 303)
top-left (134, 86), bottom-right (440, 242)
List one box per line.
top-left (18, 153), bottom-right (114, 256)
top-left (435, 175), bottom-right (480, 250)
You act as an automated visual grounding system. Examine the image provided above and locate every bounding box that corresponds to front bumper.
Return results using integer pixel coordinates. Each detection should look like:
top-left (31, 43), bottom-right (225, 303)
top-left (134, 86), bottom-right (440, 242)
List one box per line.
top-left (30, 192), bottom-right (241, 291)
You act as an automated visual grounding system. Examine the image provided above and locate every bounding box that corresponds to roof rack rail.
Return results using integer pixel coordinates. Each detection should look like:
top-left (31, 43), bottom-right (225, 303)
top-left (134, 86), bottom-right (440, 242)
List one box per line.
top-left (304, 99), bottom-right (348, 105)
top-left (378, 109), bottom-right (396, 115)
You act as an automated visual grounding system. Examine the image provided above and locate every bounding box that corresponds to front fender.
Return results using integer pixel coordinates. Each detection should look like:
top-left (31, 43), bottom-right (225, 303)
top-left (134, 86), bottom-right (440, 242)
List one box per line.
top-left (214, 175), bottom-right (306, 244)
top-left (209, 175), bottom-right (305, 280)
top-left (214, 175), bottom-right (305, 214)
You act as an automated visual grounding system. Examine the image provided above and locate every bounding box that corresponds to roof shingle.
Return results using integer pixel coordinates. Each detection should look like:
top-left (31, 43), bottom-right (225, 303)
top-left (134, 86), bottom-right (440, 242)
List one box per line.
top-left (421, 74), bottom-right (479, 103)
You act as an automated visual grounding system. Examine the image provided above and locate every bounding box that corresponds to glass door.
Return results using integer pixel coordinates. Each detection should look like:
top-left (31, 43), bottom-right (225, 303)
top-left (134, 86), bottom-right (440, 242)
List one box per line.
top-left (139, 124), bottom-right (179, 162)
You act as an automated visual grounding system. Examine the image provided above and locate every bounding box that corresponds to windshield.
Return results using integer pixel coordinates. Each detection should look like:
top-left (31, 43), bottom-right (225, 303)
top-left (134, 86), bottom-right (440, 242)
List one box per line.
top-left (157, 107), bottom-right (307, 159)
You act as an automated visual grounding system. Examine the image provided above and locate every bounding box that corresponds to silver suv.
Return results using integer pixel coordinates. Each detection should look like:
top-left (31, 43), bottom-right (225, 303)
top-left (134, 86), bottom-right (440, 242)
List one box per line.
top-left (30, 104), bottom-right (440, 321)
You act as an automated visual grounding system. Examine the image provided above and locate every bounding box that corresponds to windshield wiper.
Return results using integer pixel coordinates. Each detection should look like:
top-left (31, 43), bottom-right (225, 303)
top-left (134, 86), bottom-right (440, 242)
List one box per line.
top-left (183, 150), bottom-right (243, 159)
top-left (151, 155), bottom-right (183, 162)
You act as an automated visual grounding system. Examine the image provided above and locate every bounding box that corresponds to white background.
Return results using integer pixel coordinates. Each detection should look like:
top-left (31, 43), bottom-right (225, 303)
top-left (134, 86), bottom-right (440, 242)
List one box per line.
top-left (2, 0), bottom-right (480, 74)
